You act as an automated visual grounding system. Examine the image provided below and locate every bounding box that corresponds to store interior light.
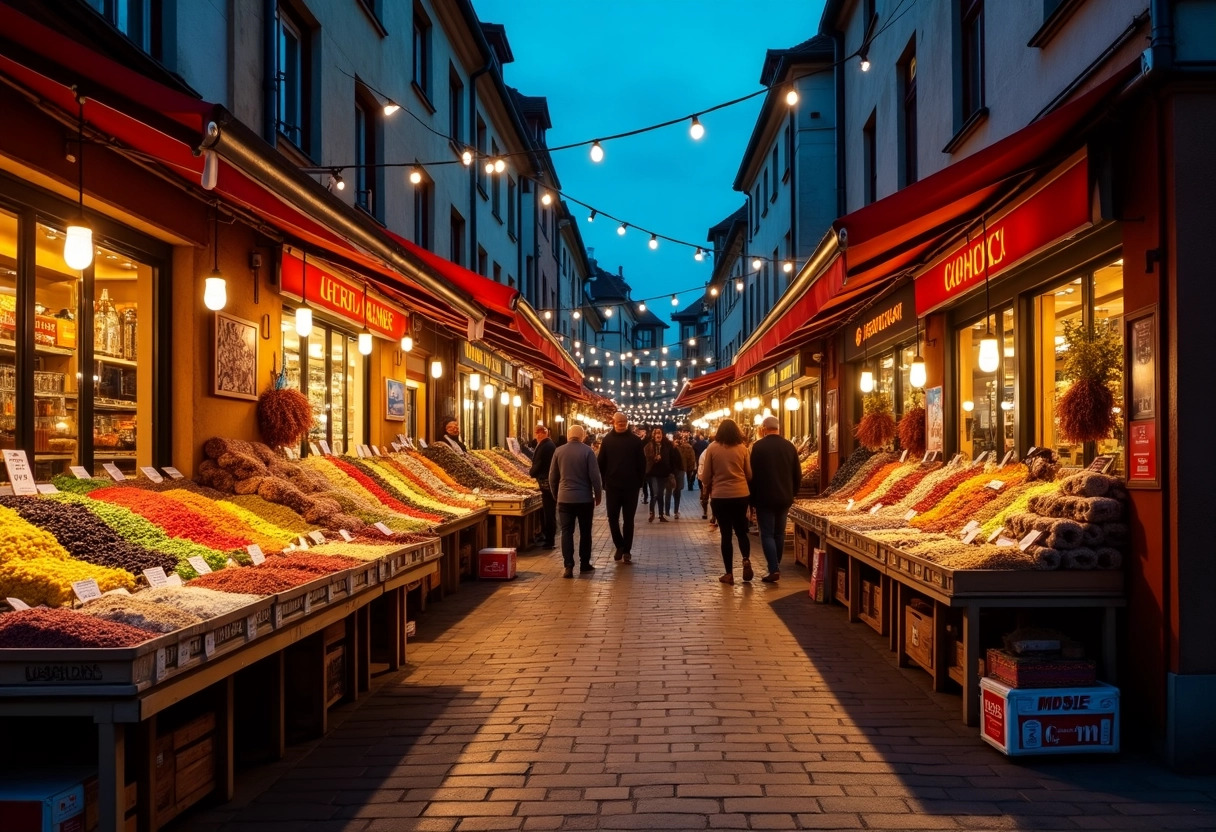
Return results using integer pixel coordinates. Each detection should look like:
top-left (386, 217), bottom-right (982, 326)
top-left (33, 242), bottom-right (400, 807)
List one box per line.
top-left (469, 373), bottom-right (481, 391)
top-left (785, 395), bottom-right (800, 411)
top-left (962, 400), bottom-right (975, 412)
top-left (978, 336), bottom-right (1001, 373)
top-left (859, 369), bottom-right (875, 393)
top-left (400, 335), bottom-right (413, 352)
top-left (512, 394), bottom-right (522, 407)
top-left (64, 97), bottom-right (93, 271)
top-left (484, 384), bottom-right (495, 399)
top-left (500, 390), bottom-right (510, 405)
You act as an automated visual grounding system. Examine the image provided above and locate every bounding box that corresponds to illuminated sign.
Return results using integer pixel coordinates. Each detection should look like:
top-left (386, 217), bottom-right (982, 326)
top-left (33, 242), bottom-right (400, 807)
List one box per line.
top-left (280, 254), bottom-right (409, 340)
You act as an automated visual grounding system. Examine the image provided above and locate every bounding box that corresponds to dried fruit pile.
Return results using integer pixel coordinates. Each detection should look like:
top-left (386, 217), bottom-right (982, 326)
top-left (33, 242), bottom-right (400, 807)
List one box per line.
top-left (0, 608), bottom-right (152, 648)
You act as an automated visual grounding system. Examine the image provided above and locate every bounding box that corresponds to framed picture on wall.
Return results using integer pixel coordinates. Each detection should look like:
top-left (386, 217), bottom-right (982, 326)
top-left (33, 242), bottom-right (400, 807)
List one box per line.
top-left (826, 387), bottom-right (838, 453)
top-left (385, 378), bottom-right (407, 421)
top-left (213, 311), bottom-right (259, 401)
top-left (925, 386), bottom-right (944, 453)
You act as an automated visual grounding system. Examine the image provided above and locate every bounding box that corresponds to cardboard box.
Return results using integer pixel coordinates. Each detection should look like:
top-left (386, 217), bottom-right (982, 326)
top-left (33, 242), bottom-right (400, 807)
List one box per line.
top-left (0, 769), bottom-right (96, 832)
top-left (904, 605), bottom-right (933, 670)
top-left (478, 548), bottom-right (517, 580)
top-left (834, 567), bottom-right (847, 603)
top-left (808, 548), bottom-right (826, 602)
top-left (980, 677), bottom-right (1119, 756)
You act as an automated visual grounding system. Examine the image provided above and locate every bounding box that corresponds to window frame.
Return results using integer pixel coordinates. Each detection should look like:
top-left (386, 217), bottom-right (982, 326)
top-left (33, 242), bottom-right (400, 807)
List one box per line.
top-left (862, 110), bottom-right (877, 205)
top-left (275, 5), bottom-right (310, 152)
top-left (411, 4), bottom-right (433, 107)
top-left (412, 176), bottom-right (432, 250)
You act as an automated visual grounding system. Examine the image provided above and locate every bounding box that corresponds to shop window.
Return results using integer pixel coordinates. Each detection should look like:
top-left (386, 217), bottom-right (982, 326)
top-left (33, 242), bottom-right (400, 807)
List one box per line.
top-left (957, 308), bottom-right (1015, 459)
top-left (1034, 261), bottom-right (1124, 470)
top-left (899, 342), bottom-right (919, 415)
top-left (0, 210), bottom-right (23, 477)
top-left (283, 315), bottom-right (364, 454)
top-left (90, 0), bottom-right (162, 58)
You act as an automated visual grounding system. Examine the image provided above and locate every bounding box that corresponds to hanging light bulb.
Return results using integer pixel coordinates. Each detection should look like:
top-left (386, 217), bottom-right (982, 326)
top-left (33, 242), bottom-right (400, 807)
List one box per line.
top-left (688, 337), bottom-right (696, 346)
top-left (358, 329), bottom-right (373, 355)
top-left (710, 286), bottom-right (719, 297)
top-left (689, 116), bottom-right (705, 140)
top-left (461, 149), bottom-right (473, 166)
top-left (648, 234), bottom-right (659, 250)
top-left (543, 309), bottom-right (552, 320)
top-left (590, 140), bottom-right (604, 162)
top-left (782, 260), bottom-right (794, 273)
top-left (587, 209), bottom-right (596, 223)
top-left (64, 97), bottom-right (93, 271)
top-left (382, 99), bottom-right (401, 116)
top-left (909, 354), bottom-right (927, 389)
top-left (770, 396), bottom-right (780, 411)
top-left (400, 335), bottom-right (413, 352)
top-left (859, 52), bottom-right (871, 72)
top-left (736, 279), bottom-right (744, 292)
top-left (962, 400), bottom-right (975, 413)
top-left (409, 164), bottom-right (423, 185)
top-left (512, 394), bottom-right (522, 407)
top-left (329, 172), bottom-right (345, 191)
top-left (484, 160), bottom-right (495, 174)
top-left (859, 369), bottom-right (875, 393)
top-left (785, 394), bottom-right (800, 411)
top-left (785, 88), bottom-right (799, 106)
top-left (493, 158), bottom-right (505, 173)
top-left (295, 250), bottom-right (313, 338)
top-left (538, 191), bottom-right (553, 207)
top-left (752, 258), bottom-right (763, 271)
top-left (734, 400), bottom-right (744, 412)
top-left (483, 383), bottom-right (495, 399)
top-left (978, 335), bottom-right (1001, 373)
top-left (1000, 399), bottom-right (1014, 411)
top-left (203, 207), bottom-right (227, 311)
top-left (573, 310), bottom-right (581, 320)
top-left (469, 373), bottom-right (481, 391)
top-left (603, 307), bottom-right (613, 317)
top-left (429, 359), bottom-right (444, 379)
top-left (637, 302), bottom-right (646, 312)
top-left (694, 248), bottom-right (705, 262)
top-left (500, 390), bottom-right (510, 405)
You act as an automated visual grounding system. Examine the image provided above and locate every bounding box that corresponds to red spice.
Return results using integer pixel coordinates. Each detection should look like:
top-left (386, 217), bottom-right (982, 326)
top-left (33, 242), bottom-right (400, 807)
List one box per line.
top-left (910, 469), bottom-right (977, 513)
top-left (189, 568), bottom-right (319, 594)
top-left (849, 462), bottom-right (903, 503)
top-left (90, 487), bottom-right (250, 551)
top-left (0, 608), bottom-right (151, 648)
top-left (328, 458), bottom-right (445, 522)
top-left (260, 554), bottom-right (360, 574)
top-left (859, 467), bottom-right (932, 511)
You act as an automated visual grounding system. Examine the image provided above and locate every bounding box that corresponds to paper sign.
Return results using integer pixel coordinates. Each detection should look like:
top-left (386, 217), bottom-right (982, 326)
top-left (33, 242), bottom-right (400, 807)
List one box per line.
top-left (391, 442), bottom-right (402, 452)
top-left (1018, 530), bottom-right (1043, 551)
top-left (246, 544), bottom-right (265, 565)
top-left (166, 573), bottom-right (183, 586)
top-left (374, 522), bottom-right (394, 536)
top-left (309, 442), bottom-right (321, 456)
top-left (308, 531), bottom-right (326, 545)
top-left (397, 433), bottom-right (408, 445)
top-left (987, 527), bottom-right (1005, 544)
top-left (72, 579), bottom-right (102, 603)
top-left (999, 450), bottom-right (1015, 469)
top-left (297, 536), bottom-right (310, 550)
top-left (204, 632), bottom-right (216, 657)
top-left (355, 445), bottom-right (366, 458)
top-left (69, 466), bottom-right (93, 479)
top-left (1026, 446), bottom-right (1038, 457)
top-left (996, 536), bottom-right (1018, 548)
top-left (246, 615), bottom-right (258, 641)
top-left (2, 450), bottom-right (37, 495)
top-left (1088, 455), bottom-right (1115, 473)
top-left (904, 509), bottom-right (917, 521)
top-left (319, 440), bottom-right (332, 455)
top-left (962, 520), bottom-right (980, 534)
top-left (161, 466), bottom-right (184, 479)
top-left (138, 466), bottom-right (164, 483)
top-left (339, 529), bottom-right (354, 541)
top-left (371, 445), bottom-right (383, 457)
top-left (962, 528), bottom-right (981, 544)
top-left (987, 480), bottom-right (1005, 491)
top-left (899, 449), bottom-right (908, 462)
top-left (507, 437), bottom-right (521, 455)
top-left (922, 452), bottom-right (933, 463)
top-left (283, 543), bottom-right (296, 553)
top-left (36, 483), bottom-right (60, 494)
top-left (101, 463), bottom-right (126, 482)
top-left (187, 556), bottom-right (213, 575)
top-left (418, 439), bottom-right (428, 448)
top-left (143, 567), bottom-right (169, 587)
top-left (869, 503), bottom-right (883, 515)
top-left (845, 499), bottom-right (855, 512)
top-left (6, 597), bottom-right (30, 610)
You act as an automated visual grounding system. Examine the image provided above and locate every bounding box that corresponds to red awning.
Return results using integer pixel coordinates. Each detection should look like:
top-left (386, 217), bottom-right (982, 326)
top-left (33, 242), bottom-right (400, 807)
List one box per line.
top-left (673, 364), bottom-right (737, 408)
top-left (384, 230), bottom-right (518, 320)
top-left (732, 59), bottom-right (1137, 382)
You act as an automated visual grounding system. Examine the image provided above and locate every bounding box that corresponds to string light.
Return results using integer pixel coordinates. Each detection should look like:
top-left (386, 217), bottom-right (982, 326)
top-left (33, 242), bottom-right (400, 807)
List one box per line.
top-left (494, 158), bottom-right (506, 173)
top-left (409, 163), bottom-right (423, 185)
top-left (587, 209), bottom-right (596, 222)
top-left (689, 116), bottom-right (705, 140)
top-left (694, 248), bottom-right (705, 261)
top-left (736, 279), bottom-right (744, 292)
top-left (752, 258), bottom-right (762, 271)
top-left (782, 260), bottom-right (794, 273)
top-left (541, 191), bottom-right (553, 206)
top-left (617, 222), bottom-right (627, 236)
top-left (590, 141), bottom-right (604, 162)
top-left (859, 52), bottom-right (871, 72)
top-left (461, 149), bottom-right (473, 165)
top-left (785, 88), bottom-right (799, 106)
top-left (648, 234), bottom-right (659, 250)
top-left (637, 302), bottom-right (646, 312)
top-left (671, 294), bottom-right (679, 306)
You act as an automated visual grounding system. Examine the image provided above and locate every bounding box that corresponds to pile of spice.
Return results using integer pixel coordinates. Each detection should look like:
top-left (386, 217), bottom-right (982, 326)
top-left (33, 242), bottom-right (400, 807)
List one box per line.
top-left (89, 487), bottom-right (251, 552)
top-left (823, 447), bottom-right (876, 494)
top-left (190, 568), bottom-right (319, 594)
top-left (139, 586), bottom-right (263, 618)
top-left (0, 608), bottom-right (151, 648)
top-left (263, 553), bottom-right (359, 574)
top-left (81, 595), bottom-right (203, 633)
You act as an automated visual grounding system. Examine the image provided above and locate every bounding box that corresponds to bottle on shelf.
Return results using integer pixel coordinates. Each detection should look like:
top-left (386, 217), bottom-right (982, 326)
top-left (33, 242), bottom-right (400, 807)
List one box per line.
top-left (122, 307), bottom-right (137, 361)
top-left (93, 289), bottom-right (111, 355)
top-left (106, 299), bottom-right (121, 358)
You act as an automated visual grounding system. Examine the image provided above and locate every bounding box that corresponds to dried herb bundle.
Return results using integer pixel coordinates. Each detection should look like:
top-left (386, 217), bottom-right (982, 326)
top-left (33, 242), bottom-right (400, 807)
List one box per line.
top-left (854, 392), bottom-right (895, 450)
top-left (897, 404), bottom-right (927, 456)
top-left (1057, 319), bottom-right (1122, 444)
top-left (257, 387), bottom-right (314, 448)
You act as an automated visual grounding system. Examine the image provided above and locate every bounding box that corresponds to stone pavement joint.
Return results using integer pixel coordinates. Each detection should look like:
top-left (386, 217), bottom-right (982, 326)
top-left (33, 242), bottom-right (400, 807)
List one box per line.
top-left (183, 499), bottom-right (1216, 831)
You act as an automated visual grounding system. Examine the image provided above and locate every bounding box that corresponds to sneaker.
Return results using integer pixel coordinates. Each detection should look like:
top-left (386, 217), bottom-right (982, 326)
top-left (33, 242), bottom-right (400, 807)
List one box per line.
top-left (742, 559), bottom-right (754, 581)
top-left (719, 573), bottom-right (734, 585)
top-left (762, 572), bottom-right (781, 583)
top-left (580, 563), bottom-right (596, 573)
top-left (613, 548), bottom-right (624, 562)
top-left (659, 515), bottom-right (669, 523)
top-left (562, 567), bottom-right (573, 578)
top-left (648, 514), bottom-right (654, 523)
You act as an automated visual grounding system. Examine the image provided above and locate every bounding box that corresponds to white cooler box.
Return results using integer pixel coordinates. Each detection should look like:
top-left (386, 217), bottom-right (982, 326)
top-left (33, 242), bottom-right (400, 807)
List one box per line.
top-left (980, 677), bottom-right (1120, 756)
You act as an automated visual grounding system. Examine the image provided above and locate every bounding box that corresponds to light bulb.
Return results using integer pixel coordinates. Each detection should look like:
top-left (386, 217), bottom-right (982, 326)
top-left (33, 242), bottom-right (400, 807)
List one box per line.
top-left (736, 280), bottom-right (744, 292)
top-left (587, 209), bottom-right (596, 223)
top-left (617, 223), bottom-right (627, 236)
top-left (400, 335), bottom-right (413, 352)
top-left (543, 310), bottom-right (552, 320)
top-left (358, 330), bottom-right (373, 355)
top-left (590, 141), bottom-right (604, 162)
top-left (978, 336), bottom-right (1001, 373)
top-left (859, 370), bottom-right (875, 393)
top-left (63, 224), bottom-right (93, 270)
top-left (688, 338), bottom-right (696, 346)
top-left (603, 307), bottom-right (613, 317)
top-left (500, 390), bottom-right (510, 405)
top-left (573, 310), bottom-right (581, 320)
top-left (694, 248), bottom-right (705, 261)
top-left (710, 286), bottom-right (719, 297)
top-left (648, 234), bottom-right (658, 250)
top-left (1001, 400), bottom-right (1014, 411)
top-left (409, 166), bottom-right (423, 185)
top-left (909, 355), bottom-right (927, 389)
top-left (462, 150), bottom-right (473, 166)
top-left (689, 116), bottom-right (705, 140)
top-left (203, 275), bottom-right (227, 311)
top-left (637, 302), bottom-right (646, 312)
top-left (469, 373), bottom-right (481, 391)
top-left (734, 400), bottom-right (744, 412)
top-left (541, 192), bottom-right (552, 206)
top-left (484, 161), bottom-right (495, 174)
top-left (860, 54), bottom-right (871, 72)
top-left (962, 400), bottom-right (975, 412)
top-left (493, 158), bottom-right (505, 173)
top-left (430, 359), bottom-right (443, 379)
top-left (753, 413), bottom-right (763, 426)
top-left (783, 261), bottom-right (794, 273)
top-left (785, 395), bottom-right (800, 411)
top-left (382, 100), bottom-right (400, 116)
top-left (512, 394), bottom-right (522, 407)
top-left (752, 258), bottom-right (762, 271)
top-left (484, 384), bottom-right (495, 399)
top-left (294, 305), bottom-right (313, 338)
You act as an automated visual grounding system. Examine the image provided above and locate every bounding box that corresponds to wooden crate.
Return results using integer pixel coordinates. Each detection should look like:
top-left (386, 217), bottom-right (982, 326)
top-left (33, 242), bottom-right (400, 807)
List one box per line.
top-left (834, 567), bottom-right (848, 605)
top-left (904, 605), bottom-right (934, 671)
top-left (153, 712), bottom-right (217, 824)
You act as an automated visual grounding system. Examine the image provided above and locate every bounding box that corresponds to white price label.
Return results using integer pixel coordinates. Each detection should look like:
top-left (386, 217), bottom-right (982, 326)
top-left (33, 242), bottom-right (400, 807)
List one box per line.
top-left (371, 445), bottom-right (383, 457)
top-left (987, 480), bottom-right (1005, 491)
top-left (139, 466), bottom-right (164, 483)
top-left (339, 529), bottom-right (354, 542)
top-left (246, 615), bottom-right (258, 640)
top-left (962, 520), bottom-right (980, 534)
top-left (899, 449), bottom-right (909, 462)
top-left (72, 579), bottom-right (102, 603)
top-left (178, 640), bottom-right (191, 663)
top-left (418, 439), bottom-right (428, 448)
top-left (186, 556), bottom-right (213, 575)
top-left (309, 442), bottom-right (321, 456)
top-left (166, 573), bottom-right (183, 586)
top-left (1018, 530), bottom-right (1043, 551)
top-left (297, 536), bottom-right (310, 550)
top-left (922, 452), bottom-right (933, 463)
top-left (355, 445), bottom-right (366, 458)
top-left (69, 466), bottom-right (93, 479)
top-left (962, 528), bottom-right (981, 544)
top-left (996, 536), bottom-right (1018, 548)
top-left (319, 440), bottom-right (332, 455)
top-left (869, 503), bottom-right (883, 515)
top-left (999, 450), bottom-right (1015, 469)
top-left (143, 567), bottom-right (169, 588)
top-left (308, 531), bottom-right (326, 545)
top-left (374, 522), bottom-right (394, 536)
top-left (1026, 446), bottom-right (1038, 457)
top-left (396, 433), bottom-right (407, 445)
top-left (2, 450), bottom-right (37, 496)
top-left (845, 499), bottom-right (855, 512)
top-left (36, 483), bottom-right (60, 494)
top-left (904, 509), bottom-right (917, 521)
top-left (390, 442), bottom-right (402, 452)
top-left (101, 463), bottom-right (126, 482)
top-left (204, 633), bottom-right (216, 657)
top-left (6, 597), bottom-right (30, 610)
top-left (246, 544), bottom-right (265, 565)
top-left (987, 527), bottom-right (1005, 544)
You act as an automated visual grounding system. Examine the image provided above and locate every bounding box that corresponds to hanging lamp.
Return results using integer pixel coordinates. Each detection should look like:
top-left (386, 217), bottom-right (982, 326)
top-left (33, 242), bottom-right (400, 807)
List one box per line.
top-left (859, 331), bottom-right (874, 393)
top-left (977, 218), bottom-right (1001, 373)
top-left (357, 283), bottom-right (373, 355)
top-left (909, 316), bottom-right (927, 389)
top-left (203, 206), bottom-right (227, 311)
top-left (294, 249), bottom-right (313, 338)
top-left (63, 95), bottom-right (93, 271)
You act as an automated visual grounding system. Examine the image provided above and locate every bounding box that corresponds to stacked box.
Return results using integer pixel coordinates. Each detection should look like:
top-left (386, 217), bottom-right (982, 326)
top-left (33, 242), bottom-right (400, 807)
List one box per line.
top-left (980, 677), bottom-right (1119, 756)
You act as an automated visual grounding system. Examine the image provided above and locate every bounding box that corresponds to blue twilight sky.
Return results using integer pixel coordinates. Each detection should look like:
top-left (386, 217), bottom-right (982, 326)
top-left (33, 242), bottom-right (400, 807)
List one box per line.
top-left (471, 0), bottom-right (826, 328)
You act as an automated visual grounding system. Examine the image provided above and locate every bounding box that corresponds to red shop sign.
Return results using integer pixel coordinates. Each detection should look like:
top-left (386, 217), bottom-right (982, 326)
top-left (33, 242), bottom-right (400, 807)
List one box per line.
top-left (280, 254), bottom-right (409, 341)
top-left (915, 158), bottom-right (1092, 316)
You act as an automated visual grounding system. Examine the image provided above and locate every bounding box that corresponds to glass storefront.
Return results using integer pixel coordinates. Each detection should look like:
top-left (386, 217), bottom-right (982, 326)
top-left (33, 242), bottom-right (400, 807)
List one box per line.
top-left (282, 310), bottom-right (364, 454)
top-left (957, 308), bottom-right (1015, 459)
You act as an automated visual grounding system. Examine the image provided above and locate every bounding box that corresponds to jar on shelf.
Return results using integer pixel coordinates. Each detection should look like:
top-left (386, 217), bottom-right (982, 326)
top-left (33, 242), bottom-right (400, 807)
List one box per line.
top-left (122, 307), bottom-right (137, 360)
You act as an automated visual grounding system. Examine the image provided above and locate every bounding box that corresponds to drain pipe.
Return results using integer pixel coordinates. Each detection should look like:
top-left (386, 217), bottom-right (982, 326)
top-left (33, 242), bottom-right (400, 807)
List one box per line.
top-left (1149, 0), bottom-right (1174, 73)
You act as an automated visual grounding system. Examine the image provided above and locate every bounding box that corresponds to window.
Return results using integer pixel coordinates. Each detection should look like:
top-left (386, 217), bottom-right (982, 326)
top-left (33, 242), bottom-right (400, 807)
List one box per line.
top-left (957, 308), bottom-right (1015, 459)
top-left (863, 110), bottom-right (877, 205)
top-left (900, 50), bottom-right (918, 186)
top-left (448, 67), bottom-right (463, 144)
top-left (475, 117), bottom-right (487, 195)
top-left (753, 186), bottom-right (760, 232)
top-left (412, 4), bottom-right (431, 101)
top-left (771, 146), bottom-right (779, 198)
top-left (354, 86), bottom-right (379, 215)
top-left (283, 319), bottom-right (364, 456)
top-left (507, 177), bottom-right (517, 238)
top-left (449, 208), bottom-right (465, 266)
top-left (636, 329), bottom-right (654, 349)
top-left (960, 0), bottom-right (985, 121)
top-left (276, 5), bottom-right (310, 150)
top-left (413, 177), bottom-right (432, 250)
top-left (784, 124), bottom-right (793, 179)
top-left (491, 141), bottom-right (502, 219)
top-left (477, 246), bottom-right (488, 277)
top-left (493, 262), bottom-right (502, 283)
top-left (91, 0), bottom-right (161, 56)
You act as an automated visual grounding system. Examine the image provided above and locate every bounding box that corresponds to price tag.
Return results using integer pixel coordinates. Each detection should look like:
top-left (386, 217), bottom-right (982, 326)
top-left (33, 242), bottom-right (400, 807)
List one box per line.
top-left (962, 528), bottom-right (982, 544)
top-left (297, 535), bottom-right (310, 550)
top-left (143, 567), bottom-right (169, 588)
top-left (922, 452), bottom-right (932, 463)
top-left (987, 480), bottom-right (1005, 491)
top-left (899, 449), bottom-right (908, 462)
top-left (355, 445), bottom-right (366, 458)
top-left (156, 648), bottom-right (167, 679)
top-left (283, 543), bottom-right (296, 553)
top-left (869, 503), bottom-right (883, 515)
top-left (319, 440), bottom-right (332, 455)
top-left (69, 466), bottom-right (93, 479)
top-left (339, 529), bottom-right (354, 542)
top-left (139, 466), bottom-right (164, 483)
top-left (396, 433), bottom-right (408, 445)
top-left (72, 579), bottom-right (102, 603)
top-left (987, 527), bottom-right (1005, 544)
top-left (2, 450), bottom-right (37, 495)
top-left (186, 556), bottom-right (213, 575)
top-left (162, 466), bottom-right (185, 480)
top-left (999, 450), bottom-right (1015, 469)
top-left (1088, 455), bottom-right (1115, 473)
top-left (166, 573), bottom-right (183, 586)
top-left (904, 509), bottom-right (917, 521)
top-left (246, 544), bottom-right (265, 565)
top-left (6, 597), bottom-right (30, 610)
top-left (371, 445), bottom-right (382, 457)
top-left (390, 442), bottom-right (402, 452)
top-left (36, 483), bottom-right (60, 494)
top-left (303, 594), bottom-right (312, 615)
top-left (418, 439), bottom-right (428, 448)
top-left (962, 520), bottom-right (980, 534)
top-left (374, 522), bottom-right (394, 536)
top-left (246, 615), bottom-right (258, 641)
top-left (996, 536), bottom-right (1018, 548)
top-left (404, 620), bottom-right (417, 637)
top-left (845, 499), bottom-right (855, 512)
top-left (274, 605), bottom-right (283, 628)
top-left (309, 442), bottom-right (321, 456)
top-left (101, 463), bottom-right (126, 482)
top-left (204, 632), bottom-right (216, 657)
top-left (308, 531), bottom-right (326, 545)
top-left (1018, 530), bottom-right (1043, 551)
top-left (1026, 446), bottom-right (1038, 457)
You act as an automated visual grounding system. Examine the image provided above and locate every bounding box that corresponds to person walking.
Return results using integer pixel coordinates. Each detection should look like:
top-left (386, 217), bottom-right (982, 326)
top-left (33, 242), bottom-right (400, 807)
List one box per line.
top-left (692, 431), bottom-right (708, 491)
top-left (676, 435), bottom-right (696, 511)
top-left (597, 412), bottom-right (646, 563)
top-left (548, 424), bottom-right (603, 577)
top-left (637, 427), bottom-right (651, 505)
top-left (528, 424), bottom-right (557, 549)
top-left (700, 418), bottom-right (753, 584)
top-left (748, 415), bottom-right (801, 582)
top-left (644, 428), bottom-right (678, 523)
top-left (697, 446), bottom-right (714, 525)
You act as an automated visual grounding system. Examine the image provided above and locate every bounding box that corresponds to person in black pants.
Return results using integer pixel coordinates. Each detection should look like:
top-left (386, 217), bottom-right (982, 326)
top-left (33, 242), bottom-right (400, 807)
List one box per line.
top-left (597, 412), bottom-right (647, 563)
top-left (528, 424), bottom-right (557, 549)
top-left (549, 425), bottom-right (603, 577)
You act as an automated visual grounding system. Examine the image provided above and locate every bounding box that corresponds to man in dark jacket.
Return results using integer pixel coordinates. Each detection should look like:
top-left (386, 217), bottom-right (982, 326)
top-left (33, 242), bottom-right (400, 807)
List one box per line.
top-left (692, 432), bottom-right (708, 490)
top-left (597, 412), bottom-right (646, 563)
top-left (528, 424), bottom-right (557, 548)
top-left (748, 416), bottom-right (801, 582)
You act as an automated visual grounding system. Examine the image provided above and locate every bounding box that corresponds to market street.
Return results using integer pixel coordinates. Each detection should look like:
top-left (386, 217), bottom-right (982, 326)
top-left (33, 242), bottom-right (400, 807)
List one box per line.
top-left (183, 506), bottom-right (1216, 832)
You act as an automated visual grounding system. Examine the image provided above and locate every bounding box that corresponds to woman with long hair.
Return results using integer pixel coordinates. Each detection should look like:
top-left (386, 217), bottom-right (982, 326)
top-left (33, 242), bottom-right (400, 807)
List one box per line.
top-left (643, 427), bottom-right (677, 522)
top-left (699, 419), bottom-right (753, 584)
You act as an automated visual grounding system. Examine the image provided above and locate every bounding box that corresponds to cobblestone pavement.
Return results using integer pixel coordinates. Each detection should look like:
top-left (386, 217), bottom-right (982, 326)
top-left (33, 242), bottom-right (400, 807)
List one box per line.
top-left (185, 498), bottom-right (1216, 831)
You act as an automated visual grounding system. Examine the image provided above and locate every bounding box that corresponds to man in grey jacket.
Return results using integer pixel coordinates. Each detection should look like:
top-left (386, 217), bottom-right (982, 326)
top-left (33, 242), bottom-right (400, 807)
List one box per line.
top-left (549, 425), bottom-right (603, 577)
